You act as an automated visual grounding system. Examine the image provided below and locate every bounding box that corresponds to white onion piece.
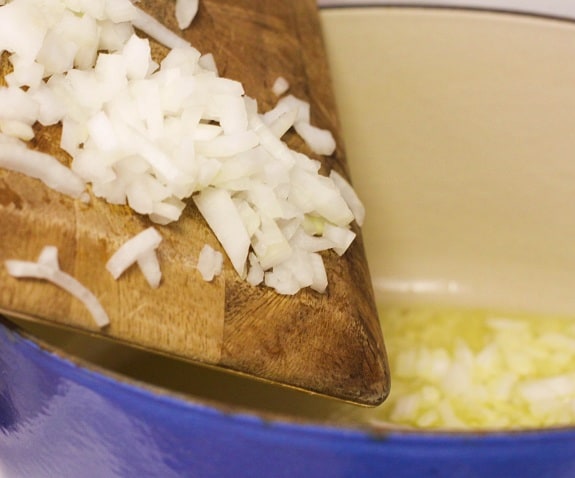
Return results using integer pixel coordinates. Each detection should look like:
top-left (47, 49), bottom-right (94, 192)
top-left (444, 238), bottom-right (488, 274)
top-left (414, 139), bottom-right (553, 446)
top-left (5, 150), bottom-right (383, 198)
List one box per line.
top-left (268, 107), bottom-right (298, 139)
top-left (276, 95), bottom-right (310, 124)
top-left (121, 34), bottom-right (153, 80)
top-left (175, 0), bottom-right (199, 30)
top-left (0, 119), bottom-right (34, 141)
top-left (136, 249), bottom-right (162, 288)
top-left (323, 223), bottom-right (356, 256)
top-left (0, 86), bottom-right (40, 124)
top-left (329, 170), bottom-right (366, 227)
top-left (290, 228), bottom-right (333, 253)
top-left (104, 0), bottom-right (138, 24)
top-left (249, 114), bottom-right (295, 167)
top-left (286, 250), bottom-right (314, 289)
top-left (290, 169), bottom-right (354, 226)
top-left (5, 249), bottom-right (110, 328)
top-left (87, 111), bottom-right (118, 152)
top-left (198, 53), bottom-right (218, 75)
top-left (272, 76), bottom-right (289, 97)
top-left (150, 199), bottom-right (186, 225)
top-left (131, 6), bottom-right (190, 50)
top-left (195, 131), bottom-right (259, 158)
top-left (0, 1), bottom-right (48, 63)
top-left (27, 83), bottom-right (67, 126)
top-left (234, 199), bottom-right (260, 236)
top-left (262, 100), bottom-right (295, 126)
top-left (246, 252), bottom-right (264, 286)
top-left (106, 226), bottom-right (163, 280)
top-left (245, 183), bottom-right (285, 219)
top-left (37, 244), bottom-right (59, 269)
top-left (197, 244), bottom-right (223, 281)
top-left (270, 94), bottom-right (336, 155)
top-left (293, 121), bottom-right (336, 156)
top-left (308, 252), bottom-right (328, 293)
top-left (99, 19), bottom-right (135, 52)
top-left (252, 216), bottom-right (292, 270)
top-left (193, 188), bottom-right (250, 277)
top-left (5, 56), bottom-right (44, 89)
top-left (0, 139), bottom-right (86, 198)
top-left (264, 266), bottom-right (299, 295)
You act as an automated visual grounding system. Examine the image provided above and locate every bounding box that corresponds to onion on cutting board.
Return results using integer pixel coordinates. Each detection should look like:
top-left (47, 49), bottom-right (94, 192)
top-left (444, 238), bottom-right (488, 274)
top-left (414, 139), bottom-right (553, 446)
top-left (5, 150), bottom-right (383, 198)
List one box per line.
top-left (0, 0), bottom-right (389, 406)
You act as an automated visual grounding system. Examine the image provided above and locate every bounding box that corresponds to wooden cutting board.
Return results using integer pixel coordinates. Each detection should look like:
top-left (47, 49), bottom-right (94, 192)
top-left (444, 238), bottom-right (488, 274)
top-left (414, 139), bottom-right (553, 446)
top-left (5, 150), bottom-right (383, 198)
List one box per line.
top-left (0, 0), bottom-right (389, 406)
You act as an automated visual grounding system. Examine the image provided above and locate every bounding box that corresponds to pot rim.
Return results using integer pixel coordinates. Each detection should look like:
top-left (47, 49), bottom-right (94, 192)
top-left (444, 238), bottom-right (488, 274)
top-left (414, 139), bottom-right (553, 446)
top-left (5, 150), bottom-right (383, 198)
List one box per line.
top-left (3, 315), bottom-right (575, 443)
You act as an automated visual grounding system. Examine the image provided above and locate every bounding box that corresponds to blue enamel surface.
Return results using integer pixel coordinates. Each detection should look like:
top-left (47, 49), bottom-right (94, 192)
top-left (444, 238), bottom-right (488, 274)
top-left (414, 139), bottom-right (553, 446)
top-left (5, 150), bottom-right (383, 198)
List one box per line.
top-left (1, 322), bottom-right (575, 477)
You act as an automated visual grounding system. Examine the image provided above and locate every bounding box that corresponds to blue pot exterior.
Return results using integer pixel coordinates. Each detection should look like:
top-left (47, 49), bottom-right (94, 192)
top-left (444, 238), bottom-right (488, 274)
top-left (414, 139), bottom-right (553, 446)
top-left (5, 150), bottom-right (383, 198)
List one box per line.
top-left (1, 322), bottom-right (575, 478)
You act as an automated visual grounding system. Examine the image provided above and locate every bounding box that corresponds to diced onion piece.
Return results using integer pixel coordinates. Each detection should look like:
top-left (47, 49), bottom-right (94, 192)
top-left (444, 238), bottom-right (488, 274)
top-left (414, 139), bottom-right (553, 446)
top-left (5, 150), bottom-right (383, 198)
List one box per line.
top-left (268, 107), bottom-right (298, 139)
top-left (272, 76), bottom-right (289, 97)
top-left (0, 86), bottom-right (40, 124)
top-left (0, 1), bottom-right (48, 64)
top-left (290, 228), bottom-right (332, 253)
top-left (323, 223), bottom-right (356, 256)
top-left (87, 111), bottom-right (118, 152)
top-left (329, 170), bottom-right (366, 227)
top-left (264, 266), bottom-right (300, 295)
top-left (136, 249), bottom-right (162, 288)
top-left (104, 0), bottom-right (138, 23)
top-left (290, 169), bottom-right (354, 226)
top-left (249, 113), bottom-right (295, 167)
top-left (234, 199), bottom-right (260, 237)
top-left (195, 131), bottom-right (259, 158)
top-left (286, 250), bottom-right (314, 289)
top-left (37, 244), bottom-right (59, 269)
top-left (106, 227), bottom-right (163, 280)
top-left (246, 252), bottom-right (264, 286)
top-left (5, 248), bottom-right (110, 328)
top-left (0, 119), bottom-right (35, 141)
top-left (197, 244), bottom-right (223, 281)
top-left (198, 53), bottom-right (218, 74)
top-left (293, 121), bottom-right (336, 156)
top-left (252, 216), bottom-right (292, 270)
top-left (0, 139), bottom-right (86, 198)
top-left (308, 252), bottom-right (328, 293)
top-left (150, 199), bottom-right (186, 225)
top-left (121, 34), bottom-right (153, 80)
top-left (27, 83), bottom-right (66, 126)
top-left (131, 6), bottom-right (191, 50)
top-left (193, 188), bottom-right (250, 277)
top-left (175, 0), bottom-right (199, 30)
top-left (5, 56), bottom-right (44, 89)
top-left (276, 95), bottom-right (310, 124)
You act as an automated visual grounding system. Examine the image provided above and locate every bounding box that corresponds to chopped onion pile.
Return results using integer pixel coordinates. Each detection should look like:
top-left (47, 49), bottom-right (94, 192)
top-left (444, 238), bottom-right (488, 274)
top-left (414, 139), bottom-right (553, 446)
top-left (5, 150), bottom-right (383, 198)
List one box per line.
top-left (5, 246), bottom-right (110, 327)
top-left (0, 0), bottom-right (363, 295)
top-left (371, 306), bottom-right (575, 429)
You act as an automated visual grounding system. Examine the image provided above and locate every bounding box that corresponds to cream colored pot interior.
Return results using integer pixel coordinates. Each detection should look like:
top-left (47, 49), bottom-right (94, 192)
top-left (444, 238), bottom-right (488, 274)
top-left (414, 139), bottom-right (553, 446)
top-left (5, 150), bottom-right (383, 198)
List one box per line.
top-left (324, 7), bottom-right (575, 316)
top-left (10, 7), bottom-right (575, 423)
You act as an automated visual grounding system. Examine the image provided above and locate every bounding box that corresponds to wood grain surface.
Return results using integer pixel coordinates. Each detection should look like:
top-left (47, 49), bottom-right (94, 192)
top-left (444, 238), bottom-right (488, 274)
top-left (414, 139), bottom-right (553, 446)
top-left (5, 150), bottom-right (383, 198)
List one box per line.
top-left (0, 0), bottom-right (389, 405)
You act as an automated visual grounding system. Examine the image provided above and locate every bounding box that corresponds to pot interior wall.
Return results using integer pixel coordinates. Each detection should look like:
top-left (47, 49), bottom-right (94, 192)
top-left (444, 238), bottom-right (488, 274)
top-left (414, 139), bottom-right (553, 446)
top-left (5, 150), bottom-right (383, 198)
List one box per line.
top-left (323, 7), bottom-right (575, 316)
